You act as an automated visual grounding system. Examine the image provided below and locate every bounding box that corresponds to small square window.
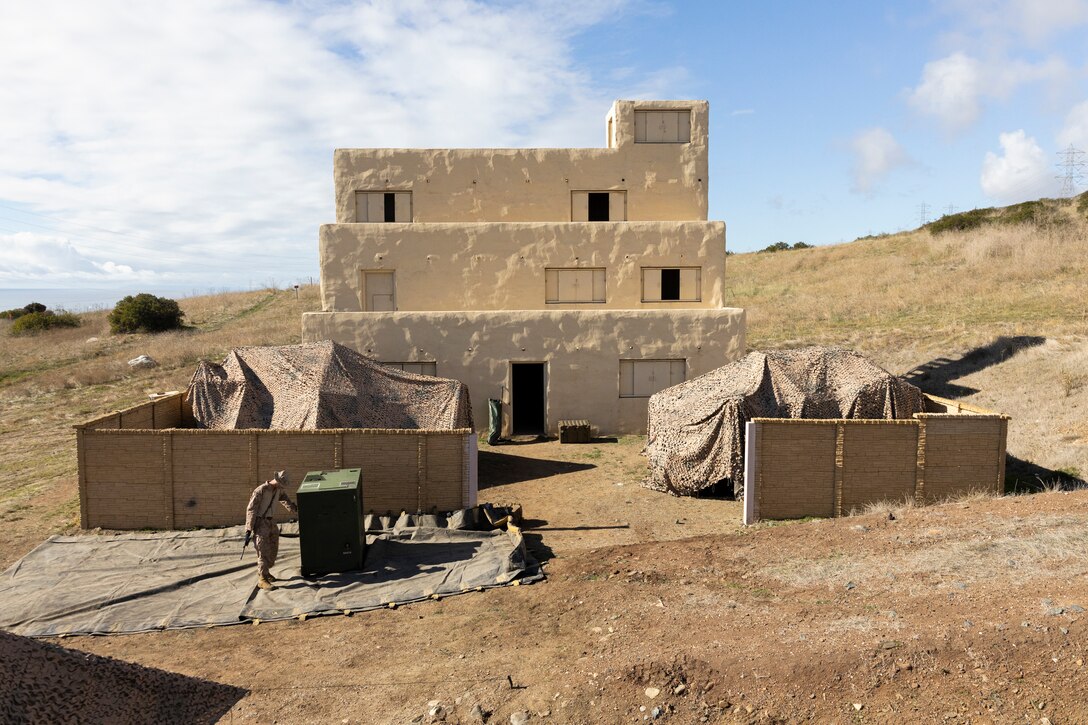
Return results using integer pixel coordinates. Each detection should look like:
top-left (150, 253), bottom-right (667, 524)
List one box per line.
top-left (619, 359), bottom-right (686, 397)
top-left (634, 110), bottom-right (691, 143)
top-left (355, 191), bottom-right (411, 222)
top-left (660, 269), bottom-right (680, 300)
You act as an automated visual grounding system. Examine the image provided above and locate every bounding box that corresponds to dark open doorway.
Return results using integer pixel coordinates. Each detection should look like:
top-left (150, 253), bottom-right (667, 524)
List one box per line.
top-left (511, 363), bottom-right (546, 435)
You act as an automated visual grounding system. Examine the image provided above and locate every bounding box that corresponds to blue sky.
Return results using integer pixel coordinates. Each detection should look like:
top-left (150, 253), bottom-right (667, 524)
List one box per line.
top-left (0, 0), bottom-right (1085, 292)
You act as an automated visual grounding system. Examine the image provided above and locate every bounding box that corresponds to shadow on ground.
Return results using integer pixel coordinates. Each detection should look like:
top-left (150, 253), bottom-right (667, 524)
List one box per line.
top-left (478, 450), bottom-right (595, 488)
top-left (903, 335), bottom-right (1046, 398)
top-left (1005, 454), bottom-right (1087, 493)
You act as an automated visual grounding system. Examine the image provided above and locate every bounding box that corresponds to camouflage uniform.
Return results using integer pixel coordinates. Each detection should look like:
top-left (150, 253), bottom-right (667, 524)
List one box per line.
top-left (245, 470), bottom-right (298, 588)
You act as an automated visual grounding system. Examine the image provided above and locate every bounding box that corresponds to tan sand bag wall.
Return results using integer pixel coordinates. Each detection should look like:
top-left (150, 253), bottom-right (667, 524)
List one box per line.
top-left (76, 393), bottom-right (476, 530)
top-left (743, 395), bottom-right (1008, 524)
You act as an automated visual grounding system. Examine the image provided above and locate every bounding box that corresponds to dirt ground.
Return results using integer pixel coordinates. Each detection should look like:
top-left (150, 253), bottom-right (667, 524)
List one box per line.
top-left (36, 439), bottom-right (1088, 725)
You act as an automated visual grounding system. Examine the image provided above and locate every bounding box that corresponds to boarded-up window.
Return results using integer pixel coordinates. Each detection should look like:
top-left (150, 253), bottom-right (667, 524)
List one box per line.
top-left (641, 267), bottom-right (700, 302)
top-left (545, 268), bottom-right (606, 303)
top-left (355, 191), bottom-right (412, 222)
top-left (634, 110), bottom-right (691, 143)
top-left (619, 359), bottom-right (686, 398)
top-left (571, 191), bottom-right (626, 221)
top-left (361, 270), bottom-right (395, 311)
top-left (383, 361), bottom-right (437, 376)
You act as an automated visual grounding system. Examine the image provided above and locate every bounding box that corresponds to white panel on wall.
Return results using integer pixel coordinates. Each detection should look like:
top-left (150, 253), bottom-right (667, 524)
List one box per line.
top-left (394, 193), bottom-right (412, 222)
top-left (679, 268), bottom-right (701, 301)
top-left (609, 191), bottom-right (626, 221)
top-left (571, 191), bottom-right (589, 222)
top-left (619, 359), bottom-right (687, 397)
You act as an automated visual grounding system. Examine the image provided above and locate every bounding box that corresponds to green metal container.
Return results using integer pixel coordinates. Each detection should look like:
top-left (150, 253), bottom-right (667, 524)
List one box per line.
top-left (296, 468), bottom-right (364, 576)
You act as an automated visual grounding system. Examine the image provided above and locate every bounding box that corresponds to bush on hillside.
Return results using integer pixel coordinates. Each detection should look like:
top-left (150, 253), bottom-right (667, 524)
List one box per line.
top-left (759, 241), bottom-right (813, 253)
top-left (927, 208), bottom-right (991, 234)
top-left (1077, 191), bottom-right (1088, 217)
top-left (108, 293), bottom-right (185, 334)
top-left (10, 310), bottom-right (81, 335)
top-left (0, 302), bottom-right (48, 320)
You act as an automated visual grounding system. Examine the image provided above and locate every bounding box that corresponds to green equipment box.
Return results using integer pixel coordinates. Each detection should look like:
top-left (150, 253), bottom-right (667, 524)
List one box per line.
top-left (296, 468), bottom-right (364, 576)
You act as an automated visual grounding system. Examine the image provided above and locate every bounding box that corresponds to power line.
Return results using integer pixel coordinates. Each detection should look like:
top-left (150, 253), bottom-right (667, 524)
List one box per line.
top-left (1055, 145), bottom-right (1086, 197)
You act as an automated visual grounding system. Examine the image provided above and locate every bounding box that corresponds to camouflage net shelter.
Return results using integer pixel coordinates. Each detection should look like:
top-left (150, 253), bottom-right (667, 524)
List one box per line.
top-left (0, 630), bottom-right (245, 724)
top-left (187, 340), bottom-right (473, 430)
top-left (645, 347), bottom-right (925, 497)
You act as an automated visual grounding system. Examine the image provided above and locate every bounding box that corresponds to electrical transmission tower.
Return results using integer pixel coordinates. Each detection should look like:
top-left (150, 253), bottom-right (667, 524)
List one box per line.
top-left (917, 202), bottom-right (929, 226)
top-left (1055, 145), bottom-right (1085, 197)
top-left (945, 204), bottom-right (956, 216)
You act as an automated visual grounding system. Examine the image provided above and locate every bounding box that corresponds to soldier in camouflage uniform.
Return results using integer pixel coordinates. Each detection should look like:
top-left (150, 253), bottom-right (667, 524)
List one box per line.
top-left (245, 470), bottom-right (298, 590)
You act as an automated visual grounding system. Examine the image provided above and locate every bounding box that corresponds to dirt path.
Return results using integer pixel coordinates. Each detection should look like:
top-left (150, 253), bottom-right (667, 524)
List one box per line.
top-left (40, 440), bottom-right (1088, 724)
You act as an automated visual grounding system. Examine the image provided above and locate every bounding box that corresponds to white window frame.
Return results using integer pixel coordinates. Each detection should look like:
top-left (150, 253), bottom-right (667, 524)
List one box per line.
top-left (545, 267), bottom-right (607, 304)
top-left (354, 190), bottom-right (412, 222)
top-left (619, 359), bottom-right (687, 398)
top-left (641, 267), bottom-right (701, 302)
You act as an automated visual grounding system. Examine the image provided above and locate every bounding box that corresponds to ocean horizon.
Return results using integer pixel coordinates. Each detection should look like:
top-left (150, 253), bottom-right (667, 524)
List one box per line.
top-left (0, 286), bottom-right (246, 313)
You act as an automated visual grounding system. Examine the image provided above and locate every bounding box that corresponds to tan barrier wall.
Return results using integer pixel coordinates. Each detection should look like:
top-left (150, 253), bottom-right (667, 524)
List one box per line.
top-left (743, 395), bottom-right (1009, 524)
top-left (76, 393), bottom-right (476, 530)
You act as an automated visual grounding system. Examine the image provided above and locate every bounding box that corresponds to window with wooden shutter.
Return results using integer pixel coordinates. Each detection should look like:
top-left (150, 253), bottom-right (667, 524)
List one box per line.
top-left (361, 270), bottom-right (396, 311)
top-left (641, 267), bottom-right (701, 302)
top-left (383, 361), bottom-right (437, 376)
top-left (571, 191), bottom-right (626, 221)
top-left (355, 191), bottom-right (412, 222)
top-left (634, 110), bottom-right (691, 143)
top-left (545, 268), bottom-right (606, 303)
top-left (619, 359), bottom-right (686, 397)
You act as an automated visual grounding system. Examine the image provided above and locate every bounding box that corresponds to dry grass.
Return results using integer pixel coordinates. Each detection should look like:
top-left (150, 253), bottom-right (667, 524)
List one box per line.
top-left (727, 212), bottom-right (1088, 360)
top-left (767, 513), bottom-right (1088, 589)
top-left (0, 285), bottom-right (321, 514)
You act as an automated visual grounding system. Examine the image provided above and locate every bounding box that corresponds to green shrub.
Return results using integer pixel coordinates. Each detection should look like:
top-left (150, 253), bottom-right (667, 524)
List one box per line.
top-left (0, 302), bottom-right (47, 320)
top-left (10, 310), bottom-right (81, 335)
top-left (1077, 191), bottom-right (1088, 217)
top-left (791, 241), bottom-right (813, 250)
top-left (758, 241), bottom-right (812, 253)
top-left (927, 208), bottom-right (992, 234)
top-left (108, 293), bottom-right (185, 334)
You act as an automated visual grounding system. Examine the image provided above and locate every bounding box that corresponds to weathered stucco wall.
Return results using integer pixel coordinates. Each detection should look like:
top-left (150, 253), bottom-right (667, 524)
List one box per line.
top-left (302, 308), bottom-right (746, 435)
top-left (75, 395), bottom-right (476, 530)
top-left (318, 221), bottom-right (727, 312)
top-left (333, 101), bottom-right (709, 224)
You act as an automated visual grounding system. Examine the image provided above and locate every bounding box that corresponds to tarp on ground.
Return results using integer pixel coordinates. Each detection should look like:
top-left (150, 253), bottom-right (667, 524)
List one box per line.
top-left (645, 347), bottom-right (925, 497)
top-left (186, 340), bottom-right (473, 430)
top-left (0, 630), bottom-right (245, 724)
top-left (0, 521), bottom-right (540, 637)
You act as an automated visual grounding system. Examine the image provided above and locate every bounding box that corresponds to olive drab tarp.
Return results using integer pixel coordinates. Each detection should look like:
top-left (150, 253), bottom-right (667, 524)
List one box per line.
top-left (186, 340), bottom-right (473, 430)
top-left (645, 347), bottom-right (926, 497)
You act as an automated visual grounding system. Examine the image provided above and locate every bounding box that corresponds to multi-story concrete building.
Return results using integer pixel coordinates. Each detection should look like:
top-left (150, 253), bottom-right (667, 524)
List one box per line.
top-left (302, 100), bottom-right (746, 435)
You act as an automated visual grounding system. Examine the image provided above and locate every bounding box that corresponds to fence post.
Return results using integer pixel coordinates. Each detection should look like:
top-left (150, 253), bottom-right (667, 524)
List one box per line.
top-left (163, 431), bottom-right (175, 529)
top-left (833, 424), bottom-right (845, 517)
top-left (914, 419), bottom-right (927, 504)
top-left (743, 421), bottom-right (759, 525)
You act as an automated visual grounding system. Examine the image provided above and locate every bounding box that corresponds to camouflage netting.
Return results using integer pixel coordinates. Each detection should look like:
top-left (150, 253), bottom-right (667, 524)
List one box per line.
top-left (0, 630), bottom-right (245, 724)
top-left (645, 347), bottom-right (925, 497)
top-left (187, 341), bottom-right (473, 430)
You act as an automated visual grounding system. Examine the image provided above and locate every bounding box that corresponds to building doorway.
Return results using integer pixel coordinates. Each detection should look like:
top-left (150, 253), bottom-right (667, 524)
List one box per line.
top-left (511, 363), bottom-right (546, 435)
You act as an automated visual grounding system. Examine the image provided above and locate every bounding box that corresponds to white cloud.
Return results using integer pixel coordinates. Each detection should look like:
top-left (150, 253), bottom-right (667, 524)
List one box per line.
top-left (908, 53), bottom-right (983, 131)
top-left (1058, 100), bottom-right (1088, 148)
top-left (848, 127), bottom-right (909, 194)
top-left (907, 51), bottom-right (1070, 132)
top-left (939, 0), bottom-right (1088, 44)
top-left (0, 0), bottom-right (661, 288)
top-left (980, 130), bottom-right (1059, 202)
top-left (0, 232), bottom-right (161, 284)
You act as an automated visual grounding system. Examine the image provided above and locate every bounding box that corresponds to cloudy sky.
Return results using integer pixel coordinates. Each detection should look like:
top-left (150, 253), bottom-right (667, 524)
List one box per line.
top-left (1, 0), bottom-right (1086, 294)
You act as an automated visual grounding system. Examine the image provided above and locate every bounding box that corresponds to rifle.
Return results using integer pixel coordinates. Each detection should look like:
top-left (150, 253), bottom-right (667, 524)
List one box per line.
top-left (240, 530), bottom-right (252, 560)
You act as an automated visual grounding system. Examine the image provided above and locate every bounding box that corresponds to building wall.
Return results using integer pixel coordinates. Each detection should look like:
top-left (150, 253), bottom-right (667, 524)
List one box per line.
top-left (333, 101), bottom-right (710, 224)
top-left (76, 395), bottom-right (475, 530)
top-left (318, 221), bottom-right (727, 312)
top-left (301, 308), bottom-right (747, 435)
top-left (743, 403), bottom-right (1009, 524)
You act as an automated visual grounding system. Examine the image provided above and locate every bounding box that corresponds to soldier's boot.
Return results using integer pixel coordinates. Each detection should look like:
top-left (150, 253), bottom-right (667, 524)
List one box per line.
top-left (257, 577), bottom-right (273, 590)
top-left (266, 574), bottom-right (277, 582)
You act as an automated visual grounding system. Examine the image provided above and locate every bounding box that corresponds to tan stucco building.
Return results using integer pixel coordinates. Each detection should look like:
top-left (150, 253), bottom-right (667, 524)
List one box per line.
top-left (302, 100), bottom-right (746, 435)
